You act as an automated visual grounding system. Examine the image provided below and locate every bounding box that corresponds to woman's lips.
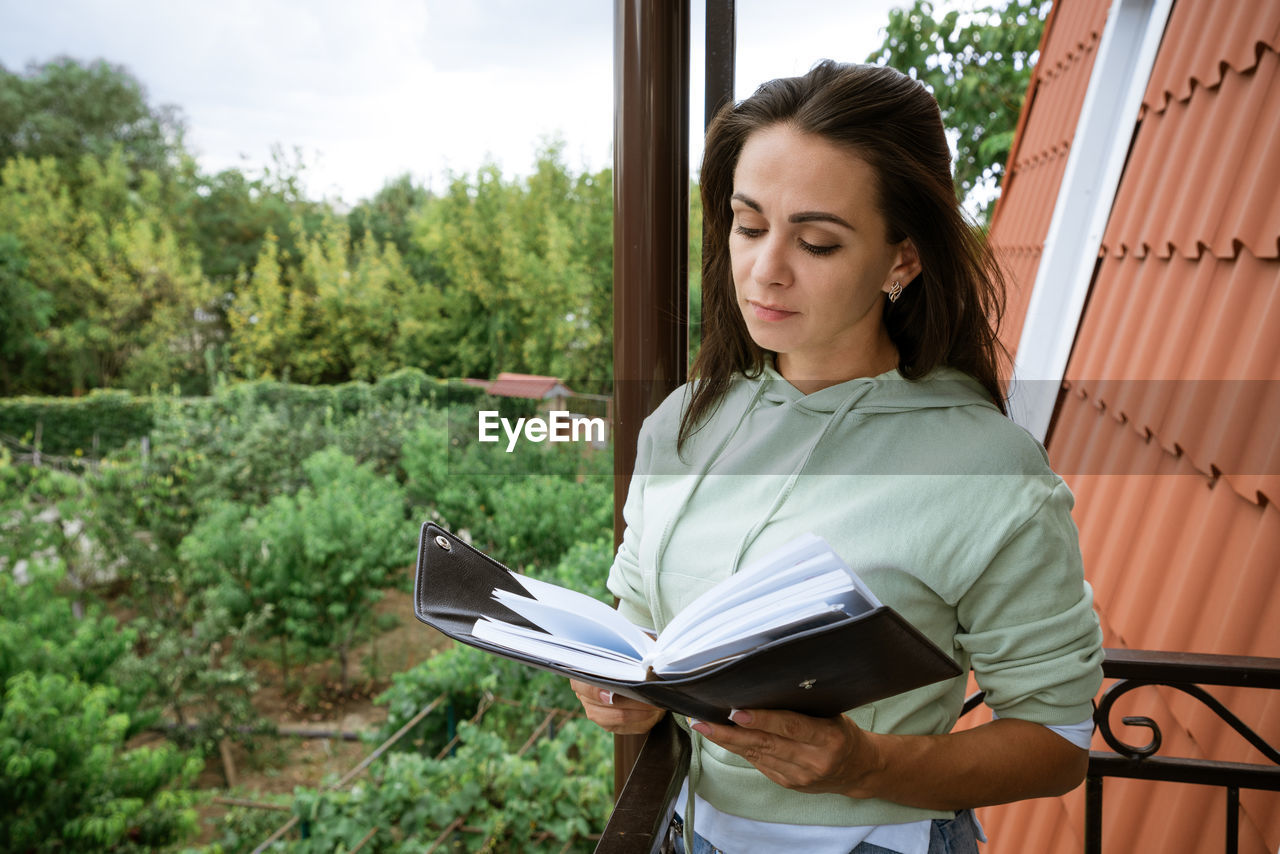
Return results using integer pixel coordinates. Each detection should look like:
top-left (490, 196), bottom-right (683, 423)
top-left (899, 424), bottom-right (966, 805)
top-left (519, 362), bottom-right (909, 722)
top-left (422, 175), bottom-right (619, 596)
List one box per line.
top-left (749, 301), bottom-right (798, 322)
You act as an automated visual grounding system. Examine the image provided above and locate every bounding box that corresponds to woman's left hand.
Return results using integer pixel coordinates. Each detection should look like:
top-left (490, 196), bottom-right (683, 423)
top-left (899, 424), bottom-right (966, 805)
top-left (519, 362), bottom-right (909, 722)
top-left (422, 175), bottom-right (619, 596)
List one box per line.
top-left (690, 708), bottom-right (883, 798)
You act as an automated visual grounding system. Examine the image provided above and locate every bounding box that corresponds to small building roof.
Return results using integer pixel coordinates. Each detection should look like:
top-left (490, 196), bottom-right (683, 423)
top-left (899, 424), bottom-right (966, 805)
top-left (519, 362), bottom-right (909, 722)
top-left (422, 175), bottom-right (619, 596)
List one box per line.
top-left (481, 372), bottom-right (574, 400)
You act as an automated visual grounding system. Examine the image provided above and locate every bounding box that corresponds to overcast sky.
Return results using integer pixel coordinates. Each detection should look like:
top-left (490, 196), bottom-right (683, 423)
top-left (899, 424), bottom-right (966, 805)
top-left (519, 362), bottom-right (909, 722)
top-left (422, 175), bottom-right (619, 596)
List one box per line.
top-left (1, 0), bottom-right (908, 203)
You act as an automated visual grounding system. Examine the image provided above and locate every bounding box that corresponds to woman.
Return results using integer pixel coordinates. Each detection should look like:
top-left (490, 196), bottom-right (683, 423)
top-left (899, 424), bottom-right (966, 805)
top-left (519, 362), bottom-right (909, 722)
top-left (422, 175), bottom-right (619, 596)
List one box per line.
top-left (572, 61), bottom-right (1103, 854)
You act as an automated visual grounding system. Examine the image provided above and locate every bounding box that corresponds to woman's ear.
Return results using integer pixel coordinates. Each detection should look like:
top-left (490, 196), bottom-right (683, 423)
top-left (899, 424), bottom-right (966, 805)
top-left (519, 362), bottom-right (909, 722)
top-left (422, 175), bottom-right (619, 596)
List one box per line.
top-left (884, 238), bottom-right (922, 294)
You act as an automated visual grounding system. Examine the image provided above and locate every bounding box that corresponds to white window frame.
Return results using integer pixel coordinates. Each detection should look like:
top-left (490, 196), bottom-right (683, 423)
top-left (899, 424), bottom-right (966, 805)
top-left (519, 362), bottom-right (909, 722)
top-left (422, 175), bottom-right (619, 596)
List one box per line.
top-left (1008, 0), bottom-right (1175, 441)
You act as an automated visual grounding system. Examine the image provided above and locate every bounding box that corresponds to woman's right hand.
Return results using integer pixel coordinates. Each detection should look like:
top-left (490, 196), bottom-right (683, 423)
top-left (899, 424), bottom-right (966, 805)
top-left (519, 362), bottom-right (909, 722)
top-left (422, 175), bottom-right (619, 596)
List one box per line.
top-left (570, 678), bottom-right (665, 734)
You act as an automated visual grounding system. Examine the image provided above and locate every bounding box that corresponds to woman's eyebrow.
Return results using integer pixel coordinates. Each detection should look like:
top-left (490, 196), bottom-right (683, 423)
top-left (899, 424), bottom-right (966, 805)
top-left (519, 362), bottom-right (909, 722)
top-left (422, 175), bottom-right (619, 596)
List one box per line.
top-left (730, 193), bottom-right (853, 230)
top-left (790, 211), bottom-right (854, 230)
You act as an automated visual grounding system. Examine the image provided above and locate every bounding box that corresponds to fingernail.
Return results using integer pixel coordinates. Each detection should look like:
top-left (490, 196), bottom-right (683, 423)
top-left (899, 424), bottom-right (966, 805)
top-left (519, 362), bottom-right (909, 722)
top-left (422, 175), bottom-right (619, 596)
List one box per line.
top-left (600, 690), bottom-right (614, 705)
top-left (686, 717), bottom-right (702, 728)
top-left (690, 720), bottom-right (710, 735)
top-left (728, 708), bottom-right (751, 725)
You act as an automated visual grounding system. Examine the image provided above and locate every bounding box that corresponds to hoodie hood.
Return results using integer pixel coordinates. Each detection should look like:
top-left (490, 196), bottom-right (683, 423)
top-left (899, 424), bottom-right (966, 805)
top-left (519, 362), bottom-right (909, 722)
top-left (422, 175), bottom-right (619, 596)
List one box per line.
top-left (754, 361), bottom-right (999, 415)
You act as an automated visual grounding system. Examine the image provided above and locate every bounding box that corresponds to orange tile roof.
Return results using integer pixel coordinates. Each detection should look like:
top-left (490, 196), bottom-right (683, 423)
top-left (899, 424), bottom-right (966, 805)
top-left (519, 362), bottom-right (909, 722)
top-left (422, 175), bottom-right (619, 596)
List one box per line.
top-left (481, 372), bottom-right (573, 399)
top-left (978, 0), bottom-right (1280, 851)
top-left (1142, 0), bottom-right (1280, 115)
top-left (1103, 49), bottom-right (1280, 261)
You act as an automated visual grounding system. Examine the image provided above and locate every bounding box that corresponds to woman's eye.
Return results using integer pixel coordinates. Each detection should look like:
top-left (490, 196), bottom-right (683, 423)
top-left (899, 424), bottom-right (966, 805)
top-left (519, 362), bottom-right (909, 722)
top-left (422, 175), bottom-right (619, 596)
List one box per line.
top-left (800, 239), bottom-right (839, 257)
top-left (733, 225), bottom-right (764, 238)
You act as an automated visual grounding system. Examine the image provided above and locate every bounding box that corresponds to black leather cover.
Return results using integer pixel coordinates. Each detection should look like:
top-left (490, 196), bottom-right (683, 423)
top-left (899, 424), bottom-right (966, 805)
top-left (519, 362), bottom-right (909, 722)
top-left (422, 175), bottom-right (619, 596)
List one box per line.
top-left (413, 522), bottom-right (963, 724)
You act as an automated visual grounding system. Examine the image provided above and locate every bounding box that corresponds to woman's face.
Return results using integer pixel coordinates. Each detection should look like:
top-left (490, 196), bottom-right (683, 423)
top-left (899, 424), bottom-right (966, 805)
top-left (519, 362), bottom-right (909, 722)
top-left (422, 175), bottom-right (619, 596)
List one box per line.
top-left (729, 123), bottom-right (918, 389)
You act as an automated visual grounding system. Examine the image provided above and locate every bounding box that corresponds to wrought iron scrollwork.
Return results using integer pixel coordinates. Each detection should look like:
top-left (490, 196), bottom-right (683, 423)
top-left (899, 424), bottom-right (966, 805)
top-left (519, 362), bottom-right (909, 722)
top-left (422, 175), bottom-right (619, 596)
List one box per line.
top-left (1094, 677), bottom-right (1280, 765)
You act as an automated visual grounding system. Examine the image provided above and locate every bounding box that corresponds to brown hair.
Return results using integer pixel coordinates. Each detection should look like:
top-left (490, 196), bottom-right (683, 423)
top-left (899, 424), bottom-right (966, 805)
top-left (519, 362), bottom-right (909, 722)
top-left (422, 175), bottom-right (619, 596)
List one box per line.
top-left (681, 60), bottom-right (1009, 449)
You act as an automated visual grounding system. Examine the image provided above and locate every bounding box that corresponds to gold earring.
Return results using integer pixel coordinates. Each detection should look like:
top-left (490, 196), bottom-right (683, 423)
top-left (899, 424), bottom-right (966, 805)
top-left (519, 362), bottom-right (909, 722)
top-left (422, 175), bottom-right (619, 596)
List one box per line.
top-left (887, 281), bottom-right (902, 303)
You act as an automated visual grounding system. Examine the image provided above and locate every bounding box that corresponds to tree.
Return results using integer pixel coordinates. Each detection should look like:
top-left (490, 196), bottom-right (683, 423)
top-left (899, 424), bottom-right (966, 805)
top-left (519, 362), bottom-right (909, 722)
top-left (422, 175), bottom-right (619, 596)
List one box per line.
top-left (176, 147), bottom-right (329, 316)
top-left (410, 144), bottom-right (613, 385)
top-left (0, 57), bottom-right (187, 195)
top-left (0, 232), bottom-right (53, 394)
top-left (868, 0), bottom-right (1049, 219)
top-left (289, 219), bottom-right (404, 383)
top-left (228, 230), bottom-right (292, 378)
top-left (178, 164), bottom-right (305, 287)
top-left (347, 172), bottom-right (433, 278)
top-left (0, 150), bottom-right (213, 393)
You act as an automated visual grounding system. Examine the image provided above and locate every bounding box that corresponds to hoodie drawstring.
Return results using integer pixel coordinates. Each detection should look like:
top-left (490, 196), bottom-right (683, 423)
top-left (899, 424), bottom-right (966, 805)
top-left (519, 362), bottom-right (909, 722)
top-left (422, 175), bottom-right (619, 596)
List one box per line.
top-left (645, 378), bottom-right (769, 632)
top-left (726, 382), bottom-right (875, 574)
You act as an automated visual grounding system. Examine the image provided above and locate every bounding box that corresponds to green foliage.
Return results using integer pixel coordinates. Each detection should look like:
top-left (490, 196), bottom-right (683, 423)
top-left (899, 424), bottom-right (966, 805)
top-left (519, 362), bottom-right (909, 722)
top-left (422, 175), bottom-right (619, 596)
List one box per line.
top-left (0, 57), bottom-right (186, 193)
top-left (0, 388), bottom-right (153, 456)
top-left (0, 568), bottom-right (203, 852)
top-left (277, 719), bottom-right (610, 853)
top-left (413, 141), bottom-right (613, 386)
top-left (0, 568), bottom-right (134, 697)
top-left (400, 400), bottom-right (612, 549)
top-left (0, 467), bottom-right (81, 577)
top-left (201, 802), bottom-right (285, 854)
top-left (372, 367), bottom-right (441, 407)
top-left (229, 216), bottom-right (423, 384)
top-left (0, 231), bottom-right (53, 394)
top-left (689, 183), bottom-right (704, 366)
top-left (158, 393), bottom-right (333, 512)
top-left (2, 376), bottom-right (621, 853)
top-left (181, 447), bottom-right (411, 690)
top-left (869, 0), bottom-right (1049, 219)
top-left (128, 375), bottom-right (438, 521)
top-left (1, 59), bottom-right (614, 395)
top-left (0, 672), bottom-right (202, 853)
top-left (0, 149), bottom-right (214, 394)
top-left (124, 595), bottom-right (267, 757)
top-left (526, 535), bottom-right (616, 595)
top-left (468, 475), bottom-right (613, 571)
top-left (346, 172), bottom-right (434, 280)
top-left (0, 466), bottom-right (128, 606)
top-left (178, 149), bottom-right (325, 293)
top-left (375, 642), bottom-right (581, 756)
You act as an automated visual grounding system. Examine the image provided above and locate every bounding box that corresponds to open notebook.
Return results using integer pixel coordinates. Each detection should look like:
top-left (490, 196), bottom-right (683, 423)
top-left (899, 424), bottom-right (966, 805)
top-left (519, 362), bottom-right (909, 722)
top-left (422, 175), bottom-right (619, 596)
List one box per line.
top-left (413, 523), bottom-right (961, 724)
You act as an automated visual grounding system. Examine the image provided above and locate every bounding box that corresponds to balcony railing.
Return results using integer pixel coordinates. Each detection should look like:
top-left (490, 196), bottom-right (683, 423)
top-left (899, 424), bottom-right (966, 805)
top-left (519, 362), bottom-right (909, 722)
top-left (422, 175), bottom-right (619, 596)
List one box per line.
top-left (593, 649), bottom-right (1280, 854)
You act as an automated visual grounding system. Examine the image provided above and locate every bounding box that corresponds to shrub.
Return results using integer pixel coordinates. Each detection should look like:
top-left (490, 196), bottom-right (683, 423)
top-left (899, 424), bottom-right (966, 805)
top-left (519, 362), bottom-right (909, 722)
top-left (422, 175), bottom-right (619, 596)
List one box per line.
top-left (285, 719), bottom-right (610, 853)
top-left (0, 672), bottom-right (202, 853)
top-left (468, 475), bottom-right (613, 571)
top-left (0, 568), bottom-right (202, 852)
top-left (181, 448), bottom-right (412, 691)
top-left (0, 567), bottom-right (136, 699)
top-left (372, 366), bottom-right (441, 406)
top-left (0, 389), bottom-right (154, 456)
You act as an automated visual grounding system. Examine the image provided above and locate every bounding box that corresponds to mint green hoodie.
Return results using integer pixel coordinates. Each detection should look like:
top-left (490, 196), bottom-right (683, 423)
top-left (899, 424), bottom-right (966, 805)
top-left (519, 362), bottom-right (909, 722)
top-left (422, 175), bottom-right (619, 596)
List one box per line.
top-left (607, 364), bottom-right (1104, 828)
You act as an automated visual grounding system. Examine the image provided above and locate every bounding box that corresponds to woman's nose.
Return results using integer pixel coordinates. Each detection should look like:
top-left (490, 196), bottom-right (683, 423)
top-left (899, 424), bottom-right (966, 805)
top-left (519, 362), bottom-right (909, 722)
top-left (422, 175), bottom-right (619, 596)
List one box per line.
top-left (752, 233), bottom-right (793, 287)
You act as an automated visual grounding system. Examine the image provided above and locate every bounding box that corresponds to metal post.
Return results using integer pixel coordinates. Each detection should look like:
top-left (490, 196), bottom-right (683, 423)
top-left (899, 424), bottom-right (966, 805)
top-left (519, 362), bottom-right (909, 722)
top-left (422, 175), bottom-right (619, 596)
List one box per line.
top-left (704, 0), bottom-right (736, 129)
top-left (612, 0), bottom-right (690, 798)
top-left (1226, 786), bottom-right (1239, 854)
top-left (1084, 774), bottom-right (1102, 854)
